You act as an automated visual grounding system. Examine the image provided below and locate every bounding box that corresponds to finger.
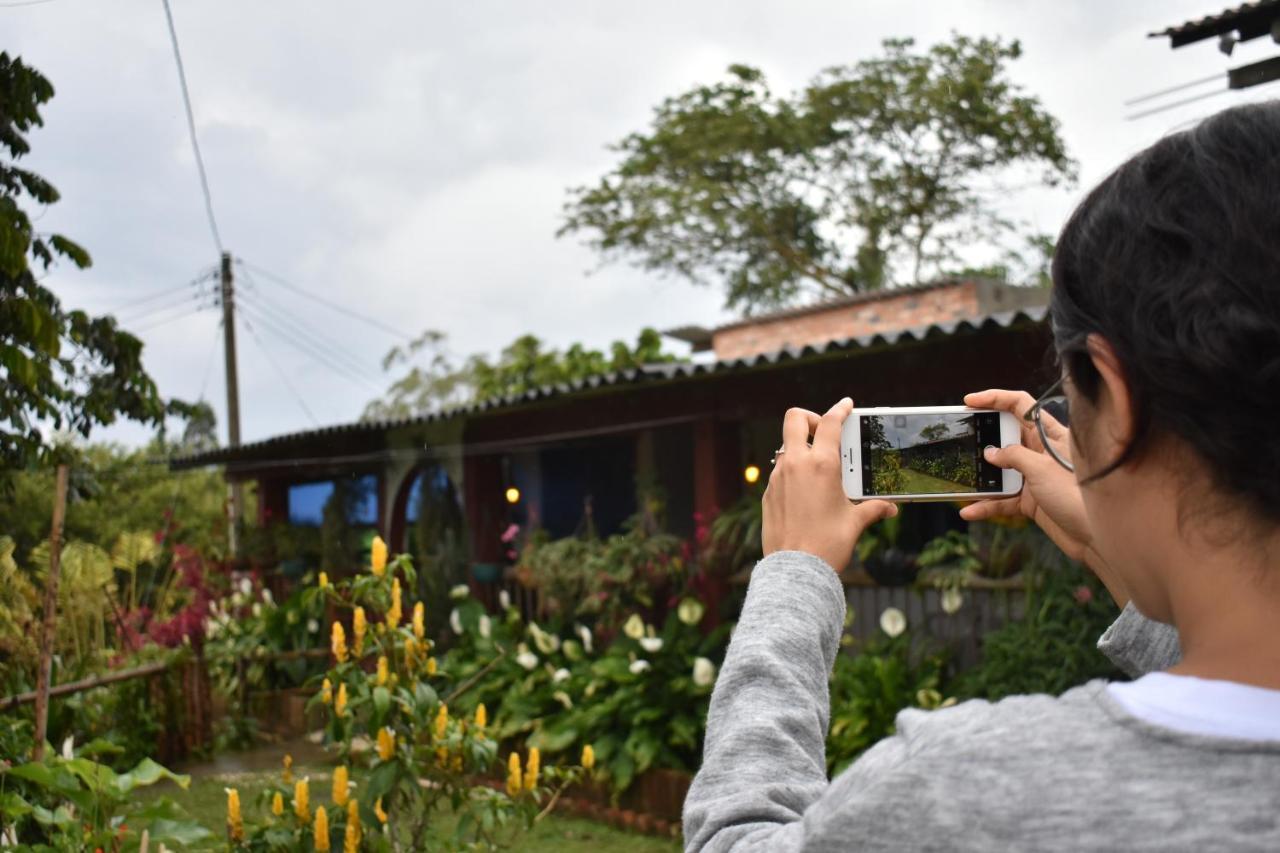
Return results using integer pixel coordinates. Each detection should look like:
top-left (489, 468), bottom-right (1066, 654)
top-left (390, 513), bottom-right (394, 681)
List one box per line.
top-left (983, 443), bottom-right (1058, 479)
top-left (959, 496), bottom-right (1022, 521)
top-left (964, 389), bottom-right (1042, 449)
top-left (812, 397), bottom-right (852, 458)
top-left (781, 408), bottom-right (822, 453)
top-left (851, 499), bottom-right (898, 530)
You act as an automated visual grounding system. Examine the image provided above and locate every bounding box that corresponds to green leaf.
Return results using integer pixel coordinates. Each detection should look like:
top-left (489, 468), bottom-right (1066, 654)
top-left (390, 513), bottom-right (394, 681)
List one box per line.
top-left (146, 817), bottom-right (214, 846)
top-left (113, 757), bottom-right (190, 795)
top-left (373, 685), bottom-right (391, 723)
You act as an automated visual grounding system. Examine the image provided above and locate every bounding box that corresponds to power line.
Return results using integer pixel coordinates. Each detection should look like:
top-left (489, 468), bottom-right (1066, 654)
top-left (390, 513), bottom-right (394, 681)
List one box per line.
top-left (239, 313), bottom-right (320, 427)
top-left (160, 0), bottom-right (223, 253)
top-left (119, 289), bottom-right (214, 325)
top-left (197, 317), bottom-right (222, 402)
top-left (236, 259), bottom-right (413, 341)
top-left (103, 275), bottom-right (210, 314)
top-left (236, 299), bottom-right (382, 394)
top-left (0, 0), bottom-right (57, 6)
top-left (235, 288), bottom-right (384, 386)
top-left (1124, 71), bottom-right (1224, 107)
top-left (236, 266), bottom-right (383, 382)
top-left (1126, 86), bottom-right (1230, 121)
top-left (128, 301), bottom-right (213, 335)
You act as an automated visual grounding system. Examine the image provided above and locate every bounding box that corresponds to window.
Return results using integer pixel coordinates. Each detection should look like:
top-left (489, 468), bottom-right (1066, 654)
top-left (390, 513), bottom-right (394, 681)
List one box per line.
top-left (287, 475), bottom-right (378, 526)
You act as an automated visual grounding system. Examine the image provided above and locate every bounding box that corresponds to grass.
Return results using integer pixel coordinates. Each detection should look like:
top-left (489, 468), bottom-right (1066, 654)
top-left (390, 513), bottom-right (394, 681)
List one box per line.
top-left (143, 760), bottom-right (680, 852)
top-left (896, 467), bottom-right (972, 495)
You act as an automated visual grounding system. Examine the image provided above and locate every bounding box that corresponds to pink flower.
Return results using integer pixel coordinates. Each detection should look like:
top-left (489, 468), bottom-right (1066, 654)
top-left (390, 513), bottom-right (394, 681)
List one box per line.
top-left (501, 524), bottom-right (521, 544)
top-left (1073, 586), bottom-right (1094, 605)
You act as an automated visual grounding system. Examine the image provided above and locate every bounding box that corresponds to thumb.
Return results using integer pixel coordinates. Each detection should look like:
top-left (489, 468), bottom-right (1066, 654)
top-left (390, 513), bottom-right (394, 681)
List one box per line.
top-left (984, 444), bottom-right (1054, 478)
top-left (852, 499), bottom-right (898, 530)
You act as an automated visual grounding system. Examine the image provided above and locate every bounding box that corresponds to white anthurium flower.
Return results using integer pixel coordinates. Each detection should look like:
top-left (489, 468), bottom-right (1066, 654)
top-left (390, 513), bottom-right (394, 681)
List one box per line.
top-left (940, 587), bottom-right (964, 615)
top-left (677, 598), bottom-right (705, 625)
top-left (623, 614), bottom-right (645, 640)
top-left (479, 615), bottom-right (492, 639)
top-left (639, 637), bottom-right (664, 653)
top-left (498, 589), bottom-right (512, 610)
top-left (230, 592), bottom-right (245, 608)
top-left (204, 618), bottom-right (219, 639)
top-left (239, 578), bottom-right (253, 596)
top-left (692, 657), bottom-right (717, 687)
top-left (515, 643), bottom-right (539, 671)
top-left (576, 624), bottom-right (593, 654)
top-left (629, 659), bottom-right (651, 675)
top-left (307, 619), bottom-right (319, 634)
top-left (261, 588), bottom-right (274, 606)
top-left (553, 668), bottom-right (571, 684)
top-left (286, 610), bottom-right (298, 625)
top-left (61, 735), bottom-right (74, 759)
top-left (561, 639), bottom-right (583, 662)
top-left (449, 584), bottom-right (470, 600)
top-left (450, 609), bottom-right (463, 635)
top-left (530, 624), bottom-right (559, 655)
top-left (879, 606), bottom-right (907, 638)
top-left (553, 690), bottom-right (573, 709)
top-left (251, 603), bottom-right (262, 618)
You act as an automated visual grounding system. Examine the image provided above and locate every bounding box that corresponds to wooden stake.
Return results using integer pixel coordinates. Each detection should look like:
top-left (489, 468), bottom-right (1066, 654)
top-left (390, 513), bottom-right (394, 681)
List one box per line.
top-left (32, 463), bottom-right (70, 760)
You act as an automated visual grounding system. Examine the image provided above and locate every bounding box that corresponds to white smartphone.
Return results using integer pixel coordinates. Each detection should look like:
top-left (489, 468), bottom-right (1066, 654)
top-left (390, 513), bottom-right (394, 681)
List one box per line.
top-left (840, 406), bottom-right (1023, 502)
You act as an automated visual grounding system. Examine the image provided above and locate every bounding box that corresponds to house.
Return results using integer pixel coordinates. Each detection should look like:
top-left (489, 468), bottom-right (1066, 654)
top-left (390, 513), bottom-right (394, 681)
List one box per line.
top-left (172, 278), bottom-right (1054, 596)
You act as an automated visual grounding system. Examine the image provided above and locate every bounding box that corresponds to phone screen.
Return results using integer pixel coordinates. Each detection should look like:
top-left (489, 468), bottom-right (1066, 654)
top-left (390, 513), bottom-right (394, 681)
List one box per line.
top-left (859, 412), bottom-right (1005, 496)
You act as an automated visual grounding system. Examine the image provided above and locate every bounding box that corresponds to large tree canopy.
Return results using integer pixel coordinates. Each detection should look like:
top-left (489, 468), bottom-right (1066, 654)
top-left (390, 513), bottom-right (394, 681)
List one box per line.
top-left (560, 35), bottom-right (1076, 314)
top-left (0, 53), bottom-right (165, 470)
top-left (364, 328), bottom-right (681, 420)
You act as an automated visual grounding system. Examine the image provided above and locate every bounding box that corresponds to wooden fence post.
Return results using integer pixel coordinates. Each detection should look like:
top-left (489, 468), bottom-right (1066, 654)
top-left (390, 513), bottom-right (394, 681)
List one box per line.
top-left (32, 463), bottom-right (70, 761)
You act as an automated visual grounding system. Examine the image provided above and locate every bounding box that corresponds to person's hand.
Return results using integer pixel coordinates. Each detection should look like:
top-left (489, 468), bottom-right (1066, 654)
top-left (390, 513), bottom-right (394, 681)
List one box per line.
top-left (960, 389), bottom-right (1129, 606)
top-left (762, 398), bottom-right (898, 572)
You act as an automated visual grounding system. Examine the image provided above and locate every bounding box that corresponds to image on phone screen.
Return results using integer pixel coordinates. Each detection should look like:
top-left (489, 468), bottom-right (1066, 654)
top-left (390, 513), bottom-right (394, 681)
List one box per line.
top-left (859, 412), bottom-right (1005, 496)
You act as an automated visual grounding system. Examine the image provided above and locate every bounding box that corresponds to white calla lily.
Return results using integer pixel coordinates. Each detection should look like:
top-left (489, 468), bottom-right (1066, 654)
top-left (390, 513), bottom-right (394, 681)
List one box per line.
top-left (692, 657), bottom-right (716, 687)
top-left (879, 606), bottom-right (907, 638)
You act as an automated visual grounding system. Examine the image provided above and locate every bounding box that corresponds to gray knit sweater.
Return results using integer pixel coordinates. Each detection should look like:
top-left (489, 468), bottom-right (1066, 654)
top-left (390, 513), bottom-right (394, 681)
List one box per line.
top-left (683, 551), bottom-right (1280, 851)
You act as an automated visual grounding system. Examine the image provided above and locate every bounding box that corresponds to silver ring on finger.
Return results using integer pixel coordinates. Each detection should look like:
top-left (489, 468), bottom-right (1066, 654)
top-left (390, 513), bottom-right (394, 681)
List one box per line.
top-left (771, 446), bottom-right (786, 465)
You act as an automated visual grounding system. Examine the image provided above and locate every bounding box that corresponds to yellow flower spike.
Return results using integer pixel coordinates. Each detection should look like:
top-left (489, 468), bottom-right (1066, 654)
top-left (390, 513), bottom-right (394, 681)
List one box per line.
top-left (436, 745), bottom-right (448, 769)
top-left (335, 683), bottom-right (348, 717)
top-left (331, 621), bottom-right (348, 664)
top-left (374, 797), bottom-right (388, 824)
top-left (506, 752), bottom-right (522, 797)
top-left (413, 601), bottom-right (425, 640)
top-left (386, 578), bottom-right (403, 628)
top-left (523, 747), bottom-right (540, 792)
top-left (352, 607), bottom-right (367, 658)
top-left (282, 753), bottom-right (294, 785)
top-left (475, 703), bottom-right (487, 732)
top-left (294, 777), bottom-right (310, 822)
top-left (434, 703), bottom-right (448, 740)
top-left (225, 787), bottom-right (244, 842)
top-left (426, 656), bottom-right (438, 676)
top-left (318, 571), bottom-right (329, 590)
top-left (314, 805), bottom-right (330, 851)
top-left (370, 535), bottom-right (388, 577)
top-left (404, 636), bottom-right (417, 668)
top-left (332, 765), bottom-right (350, 808)
top-left (451, 753), bottom-right (463, 773)
top-left (321, 678), bottom-right (333, 706)
top-left (581, 743), bottom-right (595, 770)
top-left (376, 656), bottom-right (389, 687)
top-left (347, 799), bottom-right (360, 832)
top-left (377, 726), bottom-right (396, 762)
top-left (344, 820), bottom-right (360, 853)
top-left (271, 791), bottom-right (284, 817)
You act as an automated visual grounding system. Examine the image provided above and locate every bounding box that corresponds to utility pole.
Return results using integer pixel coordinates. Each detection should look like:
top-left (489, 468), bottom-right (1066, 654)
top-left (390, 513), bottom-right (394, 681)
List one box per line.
top-left (220, 251), bottom-right (244, 557)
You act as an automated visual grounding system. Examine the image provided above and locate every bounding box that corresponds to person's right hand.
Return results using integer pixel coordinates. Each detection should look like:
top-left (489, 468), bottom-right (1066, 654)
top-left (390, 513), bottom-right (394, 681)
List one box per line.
top-left (960, 389), bottom-right (1129, 607)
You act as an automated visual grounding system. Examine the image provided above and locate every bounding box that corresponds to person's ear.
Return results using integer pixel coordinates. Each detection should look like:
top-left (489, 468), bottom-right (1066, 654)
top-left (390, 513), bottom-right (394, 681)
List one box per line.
top-left (1084, 334), bottom-right (1135, 461)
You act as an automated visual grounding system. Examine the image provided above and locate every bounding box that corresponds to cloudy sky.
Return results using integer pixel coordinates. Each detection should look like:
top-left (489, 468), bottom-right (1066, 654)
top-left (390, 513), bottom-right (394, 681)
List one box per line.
top-left (9, 0), bottom-right (1277, 448)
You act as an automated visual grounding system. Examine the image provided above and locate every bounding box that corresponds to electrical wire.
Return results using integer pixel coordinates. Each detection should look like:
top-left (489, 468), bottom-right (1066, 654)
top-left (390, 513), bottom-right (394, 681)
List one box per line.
top-left (0, 0), bottom-right (57, 6)
top-left (1124, 71), bottom-right (1224, 107)
top-left (128, 302), bottom-right (213, 334)
top-left (235, 265), bottom-right (384, 383)
top-left (119, 290), bottom-right (213, 325)
top-left (236, 299), bottom-right (383, 394)
top-left (104, 280), bottom-right (205, 315)
top-left (160, 0), bottom-right (224, 253)
top-left (1126, 85), bottom-right (1230, 121)
top-left (239, 313), bottom-right (321, 428)
top-left (235, 295), bottom-right (382, 388)
top-left (236, 259), bottom-right (413, 341)
top-left (197, 317), bottom-right (222, 402)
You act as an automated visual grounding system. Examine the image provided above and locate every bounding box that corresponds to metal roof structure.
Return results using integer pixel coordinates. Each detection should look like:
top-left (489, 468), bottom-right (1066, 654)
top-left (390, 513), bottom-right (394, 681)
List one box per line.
top-left (1150, 1), bottom-right (1280, 48)
top-left (171, 305), bottom-right (1047, 470)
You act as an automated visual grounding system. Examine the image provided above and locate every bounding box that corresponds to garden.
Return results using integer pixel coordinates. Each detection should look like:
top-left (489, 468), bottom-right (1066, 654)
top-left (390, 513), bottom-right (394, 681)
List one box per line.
top-left (0, 452), bottom-right (1124, 851)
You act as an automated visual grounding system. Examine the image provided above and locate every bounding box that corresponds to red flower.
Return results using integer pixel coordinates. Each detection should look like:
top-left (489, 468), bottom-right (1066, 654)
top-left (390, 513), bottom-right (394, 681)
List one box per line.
top-left (1073, 585), bottom-right (1094, 605)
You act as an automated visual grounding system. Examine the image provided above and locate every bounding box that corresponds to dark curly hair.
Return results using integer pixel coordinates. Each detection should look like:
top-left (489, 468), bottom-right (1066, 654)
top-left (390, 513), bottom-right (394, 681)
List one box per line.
top-left (1049, 100), bottom-right (1280, 523)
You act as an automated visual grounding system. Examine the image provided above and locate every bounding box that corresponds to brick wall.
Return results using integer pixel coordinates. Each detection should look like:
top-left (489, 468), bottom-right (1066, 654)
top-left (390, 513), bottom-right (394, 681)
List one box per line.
top-left (712, 281), bottom-right (984, 360)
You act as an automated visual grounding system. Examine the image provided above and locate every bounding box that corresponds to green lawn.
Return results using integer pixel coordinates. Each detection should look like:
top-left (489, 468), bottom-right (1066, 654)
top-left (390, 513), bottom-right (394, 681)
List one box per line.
top-left (897, 467), bottom-right (972, 495)
top-left (142, 760), bottom-right (680, 852)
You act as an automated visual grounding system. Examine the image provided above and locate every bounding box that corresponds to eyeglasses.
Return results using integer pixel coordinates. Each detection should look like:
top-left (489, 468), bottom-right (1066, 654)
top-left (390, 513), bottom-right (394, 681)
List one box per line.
top-left (1022, 376), bottom-right (1074, 472)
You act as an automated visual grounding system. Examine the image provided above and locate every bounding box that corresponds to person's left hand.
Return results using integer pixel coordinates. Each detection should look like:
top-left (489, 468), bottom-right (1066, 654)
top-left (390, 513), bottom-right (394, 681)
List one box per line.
top-left (762, 398), bottom-right (898, 571)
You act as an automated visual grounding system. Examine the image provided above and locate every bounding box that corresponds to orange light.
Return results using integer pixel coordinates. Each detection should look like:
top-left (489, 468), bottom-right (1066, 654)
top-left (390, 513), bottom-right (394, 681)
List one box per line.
top-left (505, 487), bottom-right (521, 504)
top-left (743, 465), bottom-right (761, 484)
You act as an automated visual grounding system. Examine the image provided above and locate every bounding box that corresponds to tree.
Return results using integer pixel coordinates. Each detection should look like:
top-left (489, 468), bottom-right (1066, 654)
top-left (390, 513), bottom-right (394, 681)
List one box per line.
top-left (363, 327), bottom-right (683, 420)
top-left (0, 53), bottom-right (165, 472)
top-left (560, 35), bottom-right (1076, 314)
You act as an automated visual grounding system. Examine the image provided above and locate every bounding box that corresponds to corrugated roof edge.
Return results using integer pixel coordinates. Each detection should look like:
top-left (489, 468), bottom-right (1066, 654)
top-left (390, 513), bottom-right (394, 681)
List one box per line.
top-left (1149, 0), bottom-right (1280, 39)
top-left (170, 305), bottom-right (1048, 469)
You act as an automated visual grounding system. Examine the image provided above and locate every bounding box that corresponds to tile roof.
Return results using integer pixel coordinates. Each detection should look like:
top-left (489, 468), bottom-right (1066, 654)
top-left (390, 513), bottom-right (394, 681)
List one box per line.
top-left (1150, 1), bottom-right (1280, 47)
top-left (170, 305), bottom-right (1047, 470)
